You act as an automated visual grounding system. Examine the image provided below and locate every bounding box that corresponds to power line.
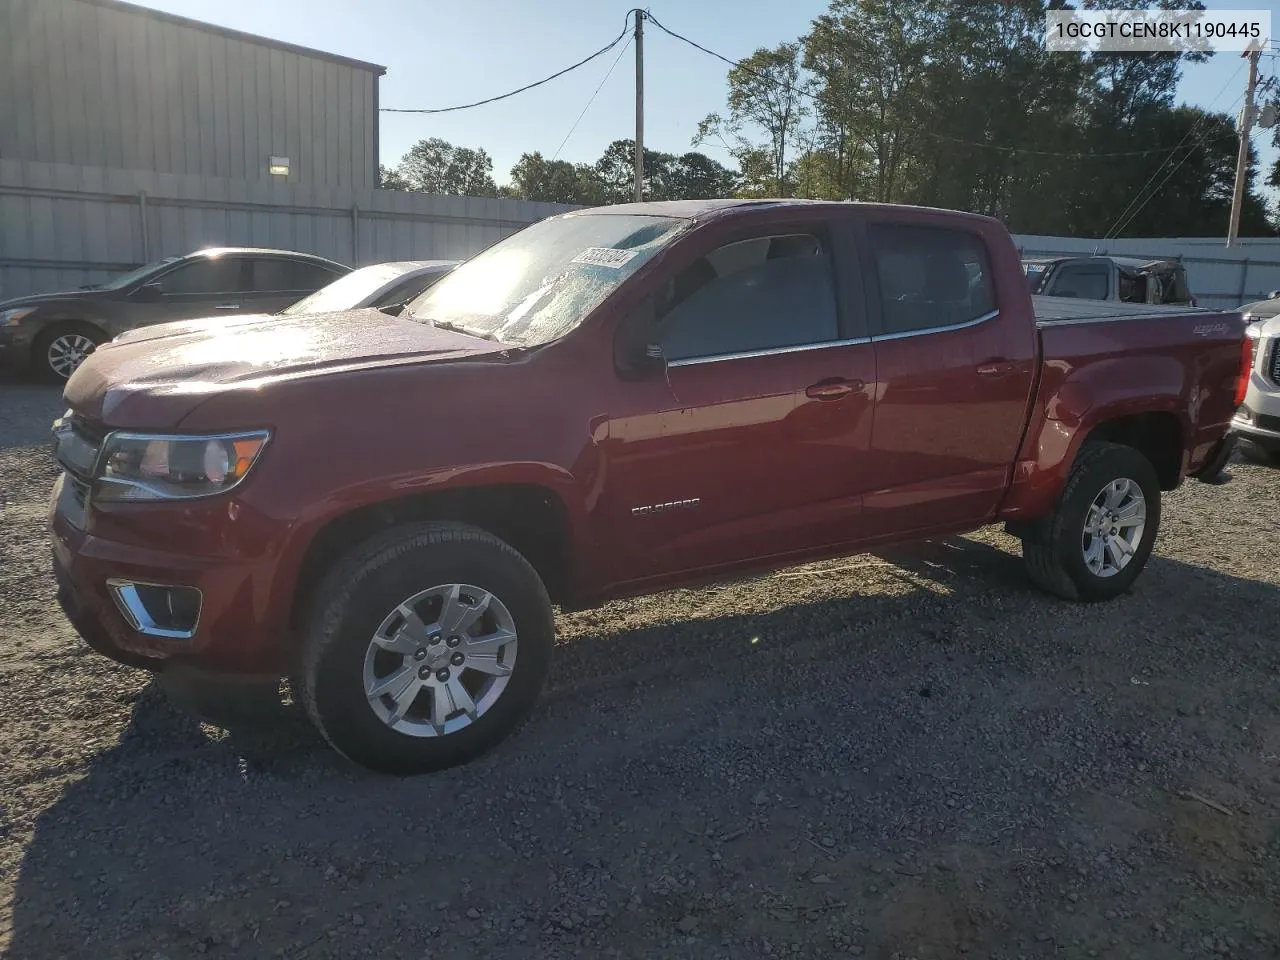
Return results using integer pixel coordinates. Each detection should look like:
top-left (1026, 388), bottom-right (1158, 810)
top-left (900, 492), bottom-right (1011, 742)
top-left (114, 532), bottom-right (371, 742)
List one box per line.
top-left (381, 14), bottom-right (632, 115)
top-left (552, 36), bottom-right (633, 161)
top-left (1102, 61), bottom-right (1246, 238)
top-left (1108, 96), bottom-right (1245, 239)
top-left (644, 11), bottom-right (1250, 160)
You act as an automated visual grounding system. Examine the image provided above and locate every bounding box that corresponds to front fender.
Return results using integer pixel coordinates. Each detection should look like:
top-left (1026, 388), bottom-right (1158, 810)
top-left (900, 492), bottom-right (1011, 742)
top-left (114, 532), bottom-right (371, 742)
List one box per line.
top-left (267, 459), bottom-right (595, 618)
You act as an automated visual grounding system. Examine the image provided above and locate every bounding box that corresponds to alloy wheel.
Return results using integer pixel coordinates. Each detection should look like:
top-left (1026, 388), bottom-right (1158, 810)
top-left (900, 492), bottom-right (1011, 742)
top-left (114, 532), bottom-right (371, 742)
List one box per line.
top-left (1081, 477), bottom-right (1147, 578)
top-left (362, 583), bottom-right (518, 737)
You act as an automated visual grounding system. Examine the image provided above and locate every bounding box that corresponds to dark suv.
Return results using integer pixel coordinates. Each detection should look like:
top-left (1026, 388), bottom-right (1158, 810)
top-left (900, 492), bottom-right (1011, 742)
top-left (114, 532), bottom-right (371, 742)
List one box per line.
top-left (0, 247), bottom-right (349, 380)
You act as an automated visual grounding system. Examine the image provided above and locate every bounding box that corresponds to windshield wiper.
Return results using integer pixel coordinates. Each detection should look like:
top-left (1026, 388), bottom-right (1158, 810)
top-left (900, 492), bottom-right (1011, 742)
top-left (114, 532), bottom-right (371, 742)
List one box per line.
top-left (430, 319), bottom-right (500, 341)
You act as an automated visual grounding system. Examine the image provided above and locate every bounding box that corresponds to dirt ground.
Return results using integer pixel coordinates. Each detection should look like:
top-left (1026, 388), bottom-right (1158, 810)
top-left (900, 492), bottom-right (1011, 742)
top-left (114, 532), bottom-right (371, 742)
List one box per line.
top-left (1, 380), bottom-right (1278, 960)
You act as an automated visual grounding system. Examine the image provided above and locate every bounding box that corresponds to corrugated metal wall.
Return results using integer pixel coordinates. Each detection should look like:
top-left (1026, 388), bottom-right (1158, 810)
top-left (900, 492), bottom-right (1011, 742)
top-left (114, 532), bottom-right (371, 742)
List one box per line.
top-left (0, 159), bottom-right (574, 299)
top-left (0, 0), bottom-right (380, 190)
top-left (1013, 234), bottom-right (1280, 310)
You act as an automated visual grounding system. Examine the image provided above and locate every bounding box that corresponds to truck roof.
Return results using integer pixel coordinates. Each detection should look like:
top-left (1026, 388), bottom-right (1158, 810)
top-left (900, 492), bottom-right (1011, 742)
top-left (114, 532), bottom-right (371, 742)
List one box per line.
top-left (569, 198), bottom-right (1001, 227)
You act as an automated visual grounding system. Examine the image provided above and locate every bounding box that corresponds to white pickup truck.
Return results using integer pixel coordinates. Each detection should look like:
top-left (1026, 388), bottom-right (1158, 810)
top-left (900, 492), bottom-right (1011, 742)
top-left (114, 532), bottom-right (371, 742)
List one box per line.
top-left (1234, 297), bottom-right (1280, 463)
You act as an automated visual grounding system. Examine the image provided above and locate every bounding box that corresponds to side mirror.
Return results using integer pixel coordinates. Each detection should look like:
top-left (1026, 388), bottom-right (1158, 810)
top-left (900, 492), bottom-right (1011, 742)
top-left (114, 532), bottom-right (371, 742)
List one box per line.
top-left (378, 302), bottom-right (406, 317)
top-left (133, 282), bottom-right (163, 302)
top-left (614, 297), bottom-right (666, 380)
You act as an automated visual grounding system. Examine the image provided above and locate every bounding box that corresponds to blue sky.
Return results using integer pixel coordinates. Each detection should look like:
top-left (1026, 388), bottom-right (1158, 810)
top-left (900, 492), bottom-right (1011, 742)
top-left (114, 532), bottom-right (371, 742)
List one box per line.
top-left (135, 0), bottom-right (1279, 198)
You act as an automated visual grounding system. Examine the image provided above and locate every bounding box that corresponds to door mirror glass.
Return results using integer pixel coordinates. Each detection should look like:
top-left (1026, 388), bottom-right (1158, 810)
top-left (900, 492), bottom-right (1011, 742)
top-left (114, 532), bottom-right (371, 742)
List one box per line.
top-left (133, 282), bottom-right (163, 302)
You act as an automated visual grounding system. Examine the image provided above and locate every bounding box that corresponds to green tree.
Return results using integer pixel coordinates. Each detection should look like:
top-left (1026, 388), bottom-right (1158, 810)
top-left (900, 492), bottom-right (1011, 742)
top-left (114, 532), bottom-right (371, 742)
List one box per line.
top-left (667, 152), bottom-right (739, 199)
top-left (378, 164), bottom-right (411, 191)
top-left (394, 138), bottom-right (499, 197)
top-left (508, 152), bottom-right (602, 204)
top-left (695, 43), bottom-right (809, 196)
top-left (592, 139), bottom-right (677, 202)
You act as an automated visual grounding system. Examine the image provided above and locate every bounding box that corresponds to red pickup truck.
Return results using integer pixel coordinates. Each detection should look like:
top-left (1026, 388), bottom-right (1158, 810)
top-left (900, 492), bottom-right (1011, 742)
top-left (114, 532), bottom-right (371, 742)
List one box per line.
top-left (50, 200), bottom-right (1247, 774)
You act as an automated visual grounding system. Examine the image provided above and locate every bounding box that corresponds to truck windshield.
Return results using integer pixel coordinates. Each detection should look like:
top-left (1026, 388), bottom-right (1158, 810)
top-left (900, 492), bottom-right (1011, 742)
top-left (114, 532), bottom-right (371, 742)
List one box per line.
top-left (405, 213), bottom-right (687, 346)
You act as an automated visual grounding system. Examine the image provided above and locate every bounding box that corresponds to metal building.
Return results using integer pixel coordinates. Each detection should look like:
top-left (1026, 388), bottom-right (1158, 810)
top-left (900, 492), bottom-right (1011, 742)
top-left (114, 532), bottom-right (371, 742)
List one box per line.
top-left (0, 0), bottom-right (384, 189)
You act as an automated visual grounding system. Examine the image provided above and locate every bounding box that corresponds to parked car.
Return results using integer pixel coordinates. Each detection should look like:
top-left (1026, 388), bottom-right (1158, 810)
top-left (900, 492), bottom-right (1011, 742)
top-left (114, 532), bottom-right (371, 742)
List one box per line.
top-left (0, 247), bottom-right (349, 381)
top-left (50, 199), bottom-right (1245, 775)
top-left (1232, 316), bottom-right (1280, 464)
top-left (110, 260), bottom-right (460, 348)
top-left (1024, 255), bottom-right (1195, 306)
top-left (280, 260), bottom-right (459, 318)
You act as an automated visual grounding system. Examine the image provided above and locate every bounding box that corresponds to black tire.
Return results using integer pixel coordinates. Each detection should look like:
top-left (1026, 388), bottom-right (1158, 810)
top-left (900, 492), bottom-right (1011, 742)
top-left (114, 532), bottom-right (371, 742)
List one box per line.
top-left (297, 522), bottom-right (553, 775)
top-left (1020, 441), bottom-right (1161, 602)
top-left (1238, 437), bottom-right (1280, 466)
top-left (33, 321), bottom-right (104, 382)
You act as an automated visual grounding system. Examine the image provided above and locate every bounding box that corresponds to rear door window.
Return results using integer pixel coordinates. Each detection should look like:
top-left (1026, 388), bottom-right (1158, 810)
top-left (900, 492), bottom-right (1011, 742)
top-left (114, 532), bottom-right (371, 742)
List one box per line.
top-left (868, 225), bottom-right (995, 335)
top-left (252, 259), bottom-right (338, 293)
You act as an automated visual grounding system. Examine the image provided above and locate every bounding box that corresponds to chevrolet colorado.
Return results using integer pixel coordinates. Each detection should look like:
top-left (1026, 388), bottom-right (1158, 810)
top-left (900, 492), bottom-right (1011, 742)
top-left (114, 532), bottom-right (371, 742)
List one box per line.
top-left (49, 200), bottom-right (1248, 774)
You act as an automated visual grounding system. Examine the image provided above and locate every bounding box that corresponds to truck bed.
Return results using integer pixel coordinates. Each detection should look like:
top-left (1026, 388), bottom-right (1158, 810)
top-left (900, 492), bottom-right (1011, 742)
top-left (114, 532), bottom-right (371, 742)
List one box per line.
top-left (1033, 295), bottom-right (1210, 325)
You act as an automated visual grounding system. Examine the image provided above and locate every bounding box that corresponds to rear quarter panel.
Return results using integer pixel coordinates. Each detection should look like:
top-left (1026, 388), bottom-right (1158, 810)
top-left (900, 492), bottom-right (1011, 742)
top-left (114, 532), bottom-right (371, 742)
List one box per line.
top-left (1000, 310), bottom-right (1244, 519)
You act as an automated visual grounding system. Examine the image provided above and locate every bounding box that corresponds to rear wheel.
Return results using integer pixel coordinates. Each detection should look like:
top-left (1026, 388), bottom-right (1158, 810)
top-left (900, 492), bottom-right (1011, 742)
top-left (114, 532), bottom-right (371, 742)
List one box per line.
top-left (1020, 442), bottom-right (1161, 602)
top-left (297, 522), bottom-right (553, 775)
top-left (34, 322), bottom-right (103, 381)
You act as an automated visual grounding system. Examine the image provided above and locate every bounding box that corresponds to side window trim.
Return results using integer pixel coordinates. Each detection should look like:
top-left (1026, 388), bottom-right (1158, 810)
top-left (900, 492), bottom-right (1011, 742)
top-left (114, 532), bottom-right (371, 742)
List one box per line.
top-left (657, 224), bottom-right (847, 365)
top-left (870, 308), bottom-right (1001, 343)
top-left (667, 335), bottom-right (874, 369)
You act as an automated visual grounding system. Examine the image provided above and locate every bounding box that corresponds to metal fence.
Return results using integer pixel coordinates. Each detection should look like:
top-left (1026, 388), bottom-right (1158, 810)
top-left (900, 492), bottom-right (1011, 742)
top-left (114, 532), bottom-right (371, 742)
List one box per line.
top-left (5, 159), bottom-right (1279, 311)
top-left (0, 158), bottom-right (574, 299)
top-left (1012, 233), bottom-right (1280, 310)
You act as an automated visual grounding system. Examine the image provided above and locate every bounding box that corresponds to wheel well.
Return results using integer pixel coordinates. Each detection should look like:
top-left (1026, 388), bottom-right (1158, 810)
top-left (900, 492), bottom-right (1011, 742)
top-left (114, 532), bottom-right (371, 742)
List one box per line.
top-left (291, 484), bottom-right (573, 624)
top-left (1084, 412), bottom-right (1183, 489)
top-left (37, 318), bottom-right (107, 341)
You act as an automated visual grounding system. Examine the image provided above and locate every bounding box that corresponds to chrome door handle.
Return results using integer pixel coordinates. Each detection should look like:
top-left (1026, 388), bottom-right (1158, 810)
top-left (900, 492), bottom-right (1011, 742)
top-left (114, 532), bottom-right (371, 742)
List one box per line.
top-left (805, 377), bottom-right (865, 400)
top-left (213, 303), bottom-right (241, 310)
top-left (976, 359), bottom-right (1014, 377)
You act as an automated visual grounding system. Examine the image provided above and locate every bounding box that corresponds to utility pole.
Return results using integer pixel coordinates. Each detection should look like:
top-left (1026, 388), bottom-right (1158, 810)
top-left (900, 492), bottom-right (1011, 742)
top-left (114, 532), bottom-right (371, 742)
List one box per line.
top-left (1227, 45), bottom-right (1261, 248)
top-left (633, 9), bottom-right (644, 203)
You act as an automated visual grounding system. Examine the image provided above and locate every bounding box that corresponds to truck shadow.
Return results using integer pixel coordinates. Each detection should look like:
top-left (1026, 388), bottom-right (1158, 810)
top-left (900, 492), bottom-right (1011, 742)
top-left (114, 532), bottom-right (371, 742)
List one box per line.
top-left (7, 537), bottom-right (1280, 958)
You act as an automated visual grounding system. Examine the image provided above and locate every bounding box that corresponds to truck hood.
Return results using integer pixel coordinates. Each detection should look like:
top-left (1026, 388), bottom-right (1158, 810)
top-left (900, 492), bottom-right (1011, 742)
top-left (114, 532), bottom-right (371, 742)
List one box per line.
top-left (64, 308), bottom-right (501, 426)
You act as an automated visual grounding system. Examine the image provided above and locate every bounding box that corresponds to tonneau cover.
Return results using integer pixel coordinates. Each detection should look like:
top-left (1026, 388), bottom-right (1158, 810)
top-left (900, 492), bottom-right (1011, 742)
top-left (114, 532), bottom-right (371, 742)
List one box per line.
top-left (1033, 295), bottom-right (1212, 325)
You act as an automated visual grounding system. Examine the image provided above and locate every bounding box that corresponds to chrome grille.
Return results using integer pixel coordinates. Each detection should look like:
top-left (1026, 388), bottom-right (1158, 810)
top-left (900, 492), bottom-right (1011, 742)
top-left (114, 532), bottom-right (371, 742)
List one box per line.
top-left (51, 414), bottom-right (102, 530)
top-left (1269, 337), bottom-right (1280, 386)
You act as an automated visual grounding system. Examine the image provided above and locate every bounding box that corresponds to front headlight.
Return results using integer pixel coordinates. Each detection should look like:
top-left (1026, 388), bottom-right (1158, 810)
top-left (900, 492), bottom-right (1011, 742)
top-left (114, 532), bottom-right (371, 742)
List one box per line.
top-left (95, 431), bottom-right (270, 501)
top-left (1, 307), bottom-right (36, 326)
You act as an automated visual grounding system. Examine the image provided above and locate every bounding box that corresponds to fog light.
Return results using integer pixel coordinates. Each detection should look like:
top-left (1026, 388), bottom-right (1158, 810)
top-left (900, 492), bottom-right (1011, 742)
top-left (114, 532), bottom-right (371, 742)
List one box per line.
top-left (107, 580), bottom-right (202, 639)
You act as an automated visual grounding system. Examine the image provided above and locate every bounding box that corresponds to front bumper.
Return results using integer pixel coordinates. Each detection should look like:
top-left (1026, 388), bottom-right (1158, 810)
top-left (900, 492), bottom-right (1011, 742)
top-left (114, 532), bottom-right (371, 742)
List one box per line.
top-left (49, 474), bottom-right (295, 674)
top-left (1233, 380), bottom-right (1280, 448)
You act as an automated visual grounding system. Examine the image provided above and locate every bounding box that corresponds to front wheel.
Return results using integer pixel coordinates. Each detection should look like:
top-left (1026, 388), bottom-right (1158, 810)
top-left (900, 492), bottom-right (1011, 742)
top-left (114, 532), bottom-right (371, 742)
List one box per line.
top-left (1020, 442), bottom-right (1161, 602)
top-left (34, 322), bottom-right (103, 381)
top-left (297, 522), bottom-right (553, 775)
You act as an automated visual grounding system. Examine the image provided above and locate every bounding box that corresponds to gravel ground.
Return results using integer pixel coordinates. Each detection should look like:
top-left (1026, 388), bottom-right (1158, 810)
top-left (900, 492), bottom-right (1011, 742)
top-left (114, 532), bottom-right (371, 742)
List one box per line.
top-left (1, 381), bottom-right (1278, 960)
